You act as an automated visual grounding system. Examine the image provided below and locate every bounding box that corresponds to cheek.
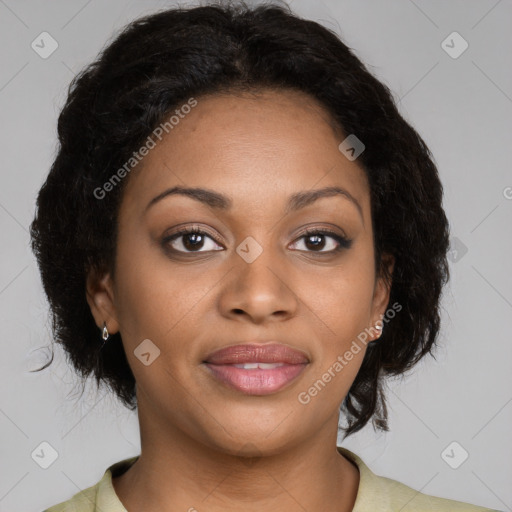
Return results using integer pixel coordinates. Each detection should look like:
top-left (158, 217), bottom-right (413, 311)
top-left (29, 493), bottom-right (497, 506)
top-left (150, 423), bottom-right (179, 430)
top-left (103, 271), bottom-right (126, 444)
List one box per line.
top-left (112, 233), bottom-right (217, 349)
top-left (303, 253), bottom-right (376, 342)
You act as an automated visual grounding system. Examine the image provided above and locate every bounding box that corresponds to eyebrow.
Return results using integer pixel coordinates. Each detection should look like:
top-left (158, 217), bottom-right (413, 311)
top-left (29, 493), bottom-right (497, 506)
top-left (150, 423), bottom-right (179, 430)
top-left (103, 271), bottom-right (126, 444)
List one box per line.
top-left (145, 185), bottom-right (363, 220)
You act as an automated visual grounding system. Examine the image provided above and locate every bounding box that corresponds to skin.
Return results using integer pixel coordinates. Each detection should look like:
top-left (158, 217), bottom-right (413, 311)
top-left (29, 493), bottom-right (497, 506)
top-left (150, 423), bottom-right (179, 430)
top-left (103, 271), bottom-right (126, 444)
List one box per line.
top-left (87, 88), bottom-right (394, 512)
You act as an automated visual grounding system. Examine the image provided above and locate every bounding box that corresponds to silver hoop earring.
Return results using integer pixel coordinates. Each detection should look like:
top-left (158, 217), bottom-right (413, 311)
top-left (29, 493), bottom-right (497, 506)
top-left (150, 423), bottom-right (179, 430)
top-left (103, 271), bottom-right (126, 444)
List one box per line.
top-left (102, 322), bottom-right (110, 342)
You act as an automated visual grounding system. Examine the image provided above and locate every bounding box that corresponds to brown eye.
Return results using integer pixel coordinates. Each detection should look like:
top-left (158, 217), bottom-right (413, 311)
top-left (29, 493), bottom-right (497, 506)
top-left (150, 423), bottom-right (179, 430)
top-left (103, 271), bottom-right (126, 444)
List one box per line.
top-left (163, 228), bottom-right (223, 253)
top-left (289, 229), bottom-right (352, 253)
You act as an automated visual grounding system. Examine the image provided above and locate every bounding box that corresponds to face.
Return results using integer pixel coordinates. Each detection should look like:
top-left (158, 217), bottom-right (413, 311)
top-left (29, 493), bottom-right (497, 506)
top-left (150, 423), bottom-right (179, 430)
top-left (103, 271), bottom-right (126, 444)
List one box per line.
top-left (87, 89), bottom-right (393, 456)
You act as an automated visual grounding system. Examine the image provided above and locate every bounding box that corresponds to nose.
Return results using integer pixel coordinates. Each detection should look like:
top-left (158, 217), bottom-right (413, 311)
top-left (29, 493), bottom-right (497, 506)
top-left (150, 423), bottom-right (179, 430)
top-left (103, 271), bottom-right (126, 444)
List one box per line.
top-left (218, 250), bottom-right (299, 324)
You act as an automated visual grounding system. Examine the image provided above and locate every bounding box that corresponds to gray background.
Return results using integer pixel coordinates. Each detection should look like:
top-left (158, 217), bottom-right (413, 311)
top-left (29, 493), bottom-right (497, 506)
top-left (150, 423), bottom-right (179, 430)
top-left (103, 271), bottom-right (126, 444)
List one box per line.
top-left (0, 1), bottom-right (511, 511)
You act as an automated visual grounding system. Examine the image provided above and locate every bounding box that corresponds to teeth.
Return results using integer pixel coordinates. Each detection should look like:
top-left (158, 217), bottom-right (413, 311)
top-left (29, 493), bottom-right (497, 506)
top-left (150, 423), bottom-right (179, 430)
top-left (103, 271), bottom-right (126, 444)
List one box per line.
top-left (232, 362), bottom-right (285, 370)
top-left (233, 363), bottom-right (259, 369)
top-left (258, 362), bottom-right (284, 369)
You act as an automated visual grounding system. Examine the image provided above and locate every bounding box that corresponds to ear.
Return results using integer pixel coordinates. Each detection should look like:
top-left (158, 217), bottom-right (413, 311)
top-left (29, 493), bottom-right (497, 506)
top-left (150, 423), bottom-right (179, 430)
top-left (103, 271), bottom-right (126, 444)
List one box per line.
top-left (370, 253), bottom-right (395, 325)
top-left (85, 268), bottom-right (120, 335)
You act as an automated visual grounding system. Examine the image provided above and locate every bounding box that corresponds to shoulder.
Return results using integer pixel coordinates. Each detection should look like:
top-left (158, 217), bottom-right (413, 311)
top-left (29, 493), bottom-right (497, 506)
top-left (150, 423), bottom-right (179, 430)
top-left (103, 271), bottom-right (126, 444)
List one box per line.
top-left (337, 447), bottom-right (501, 512)
top-left (43, 480), bottom-right (99, 512)
top-left (43, 456), bottom-right (139, 512)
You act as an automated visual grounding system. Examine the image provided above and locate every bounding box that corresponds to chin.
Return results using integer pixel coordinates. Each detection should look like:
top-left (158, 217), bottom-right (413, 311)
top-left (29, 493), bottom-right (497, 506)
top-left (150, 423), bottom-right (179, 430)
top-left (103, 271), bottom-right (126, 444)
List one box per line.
top-left (195, 410), bottom-right (309, 458)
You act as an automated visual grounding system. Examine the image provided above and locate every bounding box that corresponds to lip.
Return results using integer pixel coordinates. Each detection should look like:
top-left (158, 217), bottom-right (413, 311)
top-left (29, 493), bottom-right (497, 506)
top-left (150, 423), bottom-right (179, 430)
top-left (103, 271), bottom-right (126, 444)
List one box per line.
top-left (204, 343), bottom-right (309, 365)
top-left (203, 343), bottom-right (310, 395)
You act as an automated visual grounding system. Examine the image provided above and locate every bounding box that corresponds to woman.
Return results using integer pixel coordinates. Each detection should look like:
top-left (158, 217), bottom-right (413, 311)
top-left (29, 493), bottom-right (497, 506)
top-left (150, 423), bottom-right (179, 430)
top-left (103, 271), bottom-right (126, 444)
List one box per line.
top-left (31, 2), bottom-right (501, 511)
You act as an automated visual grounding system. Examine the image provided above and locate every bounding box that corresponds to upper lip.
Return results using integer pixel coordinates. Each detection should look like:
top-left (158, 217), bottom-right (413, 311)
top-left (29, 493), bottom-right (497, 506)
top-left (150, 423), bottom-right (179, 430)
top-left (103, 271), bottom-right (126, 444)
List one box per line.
top-left (204, 343), bottom-right (310, 365)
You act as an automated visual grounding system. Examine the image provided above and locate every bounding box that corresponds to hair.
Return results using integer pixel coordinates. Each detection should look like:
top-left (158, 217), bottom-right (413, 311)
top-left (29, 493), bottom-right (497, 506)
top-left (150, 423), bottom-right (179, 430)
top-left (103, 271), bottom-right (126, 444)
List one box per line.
top-left (30, 0), bottom-right (450, 437)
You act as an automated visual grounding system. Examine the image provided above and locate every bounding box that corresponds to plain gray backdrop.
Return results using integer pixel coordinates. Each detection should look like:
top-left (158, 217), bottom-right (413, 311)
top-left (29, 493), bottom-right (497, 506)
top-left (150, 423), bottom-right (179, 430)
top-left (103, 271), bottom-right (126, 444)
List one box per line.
top-left (0, 1), bottom-right (511, 511)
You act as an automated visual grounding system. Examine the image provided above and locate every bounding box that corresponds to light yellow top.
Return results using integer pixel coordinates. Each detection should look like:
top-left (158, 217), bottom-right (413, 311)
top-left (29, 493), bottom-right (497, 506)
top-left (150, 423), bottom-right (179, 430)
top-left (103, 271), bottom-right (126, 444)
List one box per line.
top-left (44, 447), bottom-right (501, 511)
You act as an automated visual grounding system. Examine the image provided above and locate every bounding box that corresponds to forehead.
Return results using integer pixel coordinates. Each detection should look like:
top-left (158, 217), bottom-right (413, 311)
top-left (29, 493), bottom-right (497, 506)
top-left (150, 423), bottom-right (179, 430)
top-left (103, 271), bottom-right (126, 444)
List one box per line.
top-left (121, 88), bottom-right (370, 217)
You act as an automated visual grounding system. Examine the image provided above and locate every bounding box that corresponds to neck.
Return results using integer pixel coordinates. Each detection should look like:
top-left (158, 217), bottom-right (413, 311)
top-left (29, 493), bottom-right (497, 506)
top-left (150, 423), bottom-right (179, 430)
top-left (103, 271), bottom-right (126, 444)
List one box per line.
top-left (112, 400), bottom-right (359, 512)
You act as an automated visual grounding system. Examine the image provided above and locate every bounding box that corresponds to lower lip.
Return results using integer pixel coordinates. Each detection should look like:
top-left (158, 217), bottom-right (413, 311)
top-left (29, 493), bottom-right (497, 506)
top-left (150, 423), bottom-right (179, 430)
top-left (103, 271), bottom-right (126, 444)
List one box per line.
top-left (203, 363), bottom-right (308, 395)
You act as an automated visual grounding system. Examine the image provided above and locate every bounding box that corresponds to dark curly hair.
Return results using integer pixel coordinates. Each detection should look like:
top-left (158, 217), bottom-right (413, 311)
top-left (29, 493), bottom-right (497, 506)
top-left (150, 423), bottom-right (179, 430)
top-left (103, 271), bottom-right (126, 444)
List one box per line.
top-left (30, 0), bottom-right (450, 437)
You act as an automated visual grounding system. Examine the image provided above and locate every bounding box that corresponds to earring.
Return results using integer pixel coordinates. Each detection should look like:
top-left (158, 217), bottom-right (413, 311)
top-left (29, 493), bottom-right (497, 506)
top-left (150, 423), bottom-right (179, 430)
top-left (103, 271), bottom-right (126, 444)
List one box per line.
top-left (102, 322), bottom-right (110, 342)
top-left (371, 323), bottom-right (383, 342)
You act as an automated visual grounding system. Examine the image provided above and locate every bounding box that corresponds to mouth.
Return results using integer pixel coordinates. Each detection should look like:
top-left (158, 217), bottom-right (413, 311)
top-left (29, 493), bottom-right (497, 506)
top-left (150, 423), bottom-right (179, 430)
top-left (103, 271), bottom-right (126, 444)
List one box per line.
top-left (202, 343), bottom-right (310, 396)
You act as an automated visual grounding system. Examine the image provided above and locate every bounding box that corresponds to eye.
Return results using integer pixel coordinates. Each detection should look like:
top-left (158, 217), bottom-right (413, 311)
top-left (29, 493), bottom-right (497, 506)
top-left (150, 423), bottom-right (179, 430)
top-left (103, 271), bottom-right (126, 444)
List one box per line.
top-left (162, 226), bottom-right (352, 255)
top-left (163, 227), bottom-right (223, 253)
top-left (289, 229), bottom-right (352, 253)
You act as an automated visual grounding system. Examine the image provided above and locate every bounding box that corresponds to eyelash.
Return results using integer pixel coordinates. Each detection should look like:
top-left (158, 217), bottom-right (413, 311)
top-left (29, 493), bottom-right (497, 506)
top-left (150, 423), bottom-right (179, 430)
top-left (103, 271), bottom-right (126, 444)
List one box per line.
top-left (162, 226), bottom-right (352, 255)
top-left (298, 227), bottom-right (353, 252)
